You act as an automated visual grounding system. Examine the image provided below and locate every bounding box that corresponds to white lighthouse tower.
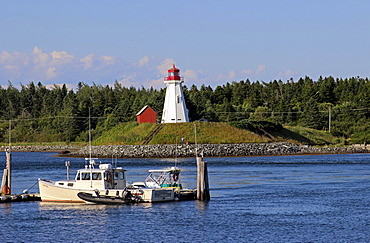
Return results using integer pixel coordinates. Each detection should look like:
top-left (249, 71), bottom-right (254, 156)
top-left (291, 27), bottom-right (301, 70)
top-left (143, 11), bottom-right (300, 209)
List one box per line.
top-left (161, 64), bottom-right (189, 123)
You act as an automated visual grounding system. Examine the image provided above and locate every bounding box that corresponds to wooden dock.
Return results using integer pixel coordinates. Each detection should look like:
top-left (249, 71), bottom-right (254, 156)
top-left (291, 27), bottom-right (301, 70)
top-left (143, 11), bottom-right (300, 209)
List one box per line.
top-left (0, 193), bottom-right (41, 203)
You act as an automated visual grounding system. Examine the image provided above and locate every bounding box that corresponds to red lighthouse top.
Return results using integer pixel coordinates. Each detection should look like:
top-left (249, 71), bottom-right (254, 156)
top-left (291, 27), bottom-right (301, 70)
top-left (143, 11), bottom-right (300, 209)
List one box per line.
top-left (165, 64), bottom-right (183, 81)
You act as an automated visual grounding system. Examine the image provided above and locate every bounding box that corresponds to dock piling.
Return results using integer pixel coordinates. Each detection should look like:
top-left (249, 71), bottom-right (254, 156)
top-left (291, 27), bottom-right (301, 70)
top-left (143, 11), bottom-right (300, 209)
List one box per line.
top-left (196, 156), bottom-right (210, 201)
top-left (1, 151), bottom-right (11, 195)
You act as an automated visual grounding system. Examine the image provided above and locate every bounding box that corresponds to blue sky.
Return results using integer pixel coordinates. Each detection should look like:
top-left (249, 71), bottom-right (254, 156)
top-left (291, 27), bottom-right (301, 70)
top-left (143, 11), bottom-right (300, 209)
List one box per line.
top-left (1, 1), bottom-right (370, 89)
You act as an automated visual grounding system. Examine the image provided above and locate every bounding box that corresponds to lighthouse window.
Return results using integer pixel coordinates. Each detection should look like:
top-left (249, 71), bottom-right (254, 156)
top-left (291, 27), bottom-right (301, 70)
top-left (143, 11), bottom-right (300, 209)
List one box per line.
top-left (177, 95), bottom-right (180, 103)
top-left (169, 72), bottom-right (175, 76)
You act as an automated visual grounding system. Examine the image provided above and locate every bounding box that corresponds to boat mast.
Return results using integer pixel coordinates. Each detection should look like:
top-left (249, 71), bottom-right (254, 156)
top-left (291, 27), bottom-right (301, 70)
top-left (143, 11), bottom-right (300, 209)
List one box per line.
top-left (88, 108), bottom-right (93, 188)
top-left (7, 120), bottom-right (11, 191)
top-left (88, 108), bottom-right (92, 163)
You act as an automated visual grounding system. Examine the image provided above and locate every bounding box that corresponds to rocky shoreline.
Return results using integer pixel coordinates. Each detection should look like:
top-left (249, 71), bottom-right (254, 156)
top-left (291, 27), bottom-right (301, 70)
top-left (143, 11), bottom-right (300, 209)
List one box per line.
top-left (0, 143), bottom-right (367, 158)
top-left (65, 142), bottom-right (368, 158)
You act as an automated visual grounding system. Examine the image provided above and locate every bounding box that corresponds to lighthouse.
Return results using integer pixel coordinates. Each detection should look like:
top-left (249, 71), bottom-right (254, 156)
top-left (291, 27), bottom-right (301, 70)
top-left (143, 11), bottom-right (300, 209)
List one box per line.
top-left (161, 64), bottom-right (189, 123)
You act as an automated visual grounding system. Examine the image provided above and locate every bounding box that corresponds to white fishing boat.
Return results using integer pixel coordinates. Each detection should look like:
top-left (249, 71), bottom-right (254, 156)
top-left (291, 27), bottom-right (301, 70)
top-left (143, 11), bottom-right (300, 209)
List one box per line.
top-left (38, 158), bottom-right (175, 203)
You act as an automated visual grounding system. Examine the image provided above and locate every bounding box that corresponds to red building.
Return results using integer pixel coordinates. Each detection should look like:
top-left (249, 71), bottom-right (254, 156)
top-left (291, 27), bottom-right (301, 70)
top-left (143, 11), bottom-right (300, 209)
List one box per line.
top-left (136, 105), bottom-right (157, 124)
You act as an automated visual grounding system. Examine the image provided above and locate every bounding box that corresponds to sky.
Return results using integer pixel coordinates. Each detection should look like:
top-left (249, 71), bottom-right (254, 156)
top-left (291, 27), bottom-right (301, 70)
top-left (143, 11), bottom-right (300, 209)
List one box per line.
top-left (1, 1), bottom-right (370, 89)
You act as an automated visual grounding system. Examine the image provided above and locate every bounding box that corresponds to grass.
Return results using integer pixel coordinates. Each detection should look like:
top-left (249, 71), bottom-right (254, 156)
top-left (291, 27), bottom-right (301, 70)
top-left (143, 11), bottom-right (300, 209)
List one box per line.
top-left (284, 126), bottom-right (340, 145)
top-left (93, 121), bottom-right (157, 145)
top-left (87, 122), bottom-right (346, 146)
top-left (148, 122), bottom-right (270, 144)
top-left (0, 141), bottom-right (86, 146)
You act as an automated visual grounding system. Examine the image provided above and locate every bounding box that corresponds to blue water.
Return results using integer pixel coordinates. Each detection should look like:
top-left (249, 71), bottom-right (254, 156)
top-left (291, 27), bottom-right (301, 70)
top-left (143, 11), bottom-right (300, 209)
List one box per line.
top-left (1, 152), bottom-right (370, 242)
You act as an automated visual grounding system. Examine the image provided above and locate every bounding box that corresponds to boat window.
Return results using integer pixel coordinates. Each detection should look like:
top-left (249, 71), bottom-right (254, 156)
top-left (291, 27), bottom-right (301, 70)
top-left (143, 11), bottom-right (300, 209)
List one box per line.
top-left (76, 172), bottom-right (80, 180)
top-left (67, 183), bottom-right (74, 187)
top-left (92, 172), bottom-right (102, 180)
top-left (81, 172), bottom-right (90, 180)
top-left (114, 171), bottom-right (125, 180)
top-left (104, 172), bottom-right (112, 181)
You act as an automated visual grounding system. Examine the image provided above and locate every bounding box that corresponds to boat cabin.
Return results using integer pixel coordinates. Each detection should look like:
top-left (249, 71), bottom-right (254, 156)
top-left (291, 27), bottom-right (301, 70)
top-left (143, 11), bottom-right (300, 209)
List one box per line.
top-left (74, 166), bottom-right (126, 190)
top-left (55, 163), bottom-right (127, 190)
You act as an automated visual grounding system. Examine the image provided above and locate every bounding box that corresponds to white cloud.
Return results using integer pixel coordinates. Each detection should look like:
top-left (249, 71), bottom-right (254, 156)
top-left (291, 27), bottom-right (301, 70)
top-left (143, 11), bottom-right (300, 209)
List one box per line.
top-left (256, 64), bottom-right (266, 74)
top-left (242, 69), bottom-right (253, 75)
top-left (79, 54), bottom-right (95, 69)
top-left (211, 64), bottom-right (268, 85)
top-left (50, 50), bottom-right (74, 60)
top-left (46, 67), bottom-right (57, 79)
top-left (101, 56), bottom-right (115, 66)
top-left (277, 69), bottom-right (299, 80)
top-left (137, 56), bottom-right (150, 67)
top-left (228, 70), bottom-right (236, 79)
top-left (0, 47), bottom-right (205, 89)
top-left (32, 47), bottom-right (49, 67)
top-left (242, 64), bottom-right (266, 76)
top-left (116, 74), bottom-right (137, 87)
top-left (157, 58), bottom-right (175, 76)
top-left (0, 51), bottom-right (13, 64)
top-left (148, 78), bottom-right (165, 88)
top-left (182, 69), bottom-right (199, 80)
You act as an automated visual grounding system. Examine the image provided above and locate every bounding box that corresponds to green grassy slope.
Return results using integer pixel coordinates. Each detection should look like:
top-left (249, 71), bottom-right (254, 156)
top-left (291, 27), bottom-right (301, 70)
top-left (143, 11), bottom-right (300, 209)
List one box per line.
top-left (93, 121), bottom-right (341, 145)
top-left (93, 121), bottom-right (157, 145)
top-left (148, 122), bottom-right (270, 144)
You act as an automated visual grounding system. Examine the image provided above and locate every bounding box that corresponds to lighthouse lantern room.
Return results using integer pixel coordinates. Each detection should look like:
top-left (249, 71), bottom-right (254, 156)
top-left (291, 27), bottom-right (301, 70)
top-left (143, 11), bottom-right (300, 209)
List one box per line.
top-left (161, 64), bottom-right (189, 123)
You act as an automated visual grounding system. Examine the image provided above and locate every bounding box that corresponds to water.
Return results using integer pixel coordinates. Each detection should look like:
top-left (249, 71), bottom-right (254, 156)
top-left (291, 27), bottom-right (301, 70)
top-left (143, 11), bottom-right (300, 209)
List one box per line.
top-left (1, 152), bottom-right (370, 242)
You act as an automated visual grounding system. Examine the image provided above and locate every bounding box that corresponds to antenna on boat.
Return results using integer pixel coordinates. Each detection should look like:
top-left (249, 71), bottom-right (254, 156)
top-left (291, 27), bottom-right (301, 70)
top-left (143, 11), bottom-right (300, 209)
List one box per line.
top-left (65, 161), bottom-right (70, 181)
top-left (88, 107), bottom-right (92, 163)
top-left (112, 155), bottom-right (118, 168)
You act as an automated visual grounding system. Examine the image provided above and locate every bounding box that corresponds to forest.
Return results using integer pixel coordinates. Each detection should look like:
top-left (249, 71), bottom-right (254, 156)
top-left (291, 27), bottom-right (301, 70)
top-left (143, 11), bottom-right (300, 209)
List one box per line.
top-left (0, 75), bottom-right (369, 144)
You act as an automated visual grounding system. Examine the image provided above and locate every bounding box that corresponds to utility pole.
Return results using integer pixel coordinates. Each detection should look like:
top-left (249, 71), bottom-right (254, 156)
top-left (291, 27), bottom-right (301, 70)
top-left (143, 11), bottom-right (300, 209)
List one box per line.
top-left (328, 106), bottom-right (332, 133)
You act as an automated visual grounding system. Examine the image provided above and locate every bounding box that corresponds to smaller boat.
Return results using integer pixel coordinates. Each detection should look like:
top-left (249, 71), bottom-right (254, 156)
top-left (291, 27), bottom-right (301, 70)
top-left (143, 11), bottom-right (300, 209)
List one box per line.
top-left (77, 189), bottom-right (141, 205)
top-left (132, 167), bottom-right (196, 200)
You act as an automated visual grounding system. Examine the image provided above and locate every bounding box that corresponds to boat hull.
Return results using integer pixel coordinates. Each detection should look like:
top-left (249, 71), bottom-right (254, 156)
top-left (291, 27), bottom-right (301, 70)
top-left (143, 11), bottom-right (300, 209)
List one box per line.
top-left (77, 192), bottom-right (135, 205)
top-left (38, 179), bottom-right (89, 203)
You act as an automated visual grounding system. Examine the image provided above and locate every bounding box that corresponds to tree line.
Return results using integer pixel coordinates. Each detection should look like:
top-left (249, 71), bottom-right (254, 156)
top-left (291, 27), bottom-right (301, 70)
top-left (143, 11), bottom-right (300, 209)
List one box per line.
top-left (0, 75), bottom-right (369, 143)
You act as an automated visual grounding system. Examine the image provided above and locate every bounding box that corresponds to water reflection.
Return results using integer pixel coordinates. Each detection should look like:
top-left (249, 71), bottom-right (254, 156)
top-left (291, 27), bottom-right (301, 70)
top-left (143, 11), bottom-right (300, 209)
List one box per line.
top-left (195, 200), bottom-right (209, 212)
top-left (0, 203), bottom-right (12, 214)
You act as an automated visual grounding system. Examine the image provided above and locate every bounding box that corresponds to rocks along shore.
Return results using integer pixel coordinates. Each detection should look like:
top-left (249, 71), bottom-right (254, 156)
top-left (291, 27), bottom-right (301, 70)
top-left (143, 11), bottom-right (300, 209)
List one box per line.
top-left (67, 142), bottom-right (368, 158)
top-left (0, 143), bottom-right (367, 158)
